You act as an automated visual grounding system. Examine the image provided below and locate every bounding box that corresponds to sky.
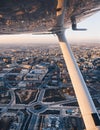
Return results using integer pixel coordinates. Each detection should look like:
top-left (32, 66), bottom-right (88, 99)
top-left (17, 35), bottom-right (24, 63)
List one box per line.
top-left (0, 11), bottom-right (100, 45)
top-left (66, 11), bottom-right (100, 43)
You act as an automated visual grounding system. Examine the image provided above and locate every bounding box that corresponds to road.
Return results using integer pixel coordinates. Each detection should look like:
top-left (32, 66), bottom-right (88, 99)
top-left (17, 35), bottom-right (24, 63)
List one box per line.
top-left (37, 89), bottom-right (45, 102)
top-left (28, 114), bottom-right (37, 130)
top-left (0, 63), bottom-right (82, 130)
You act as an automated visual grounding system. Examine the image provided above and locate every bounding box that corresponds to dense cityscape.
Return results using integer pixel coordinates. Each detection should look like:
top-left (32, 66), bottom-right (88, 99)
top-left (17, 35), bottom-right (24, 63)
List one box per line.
top-left (0, 43), bottom-right (100, 130)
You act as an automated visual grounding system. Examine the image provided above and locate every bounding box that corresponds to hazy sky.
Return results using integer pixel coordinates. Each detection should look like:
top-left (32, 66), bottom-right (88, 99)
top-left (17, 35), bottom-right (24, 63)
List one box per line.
top-left (66, 12), bottom-right (100, 43)
top-left (0, 34), bottom-right (57, 45)
top-left (0, 12), bottom-right (100, 45)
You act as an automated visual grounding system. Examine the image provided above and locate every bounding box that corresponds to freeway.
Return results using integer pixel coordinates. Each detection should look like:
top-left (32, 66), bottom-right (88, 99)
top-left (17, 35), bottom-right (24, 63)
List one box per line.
top-left (37, 89), bottom-right (45, 102)
top-left (22, 110), bottom-right (31, 130)
top-left (9, 89), bottom-right (16, 105)
top-left (28, 114), bottom-right (38, 130)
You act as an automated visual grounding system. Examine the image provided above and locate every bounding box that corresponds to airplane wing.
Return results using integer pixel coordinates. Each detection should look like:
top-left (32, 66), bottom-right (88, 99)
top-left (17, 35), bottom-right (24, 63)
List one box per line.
top-left (0, 0), bottom-right (100, 34)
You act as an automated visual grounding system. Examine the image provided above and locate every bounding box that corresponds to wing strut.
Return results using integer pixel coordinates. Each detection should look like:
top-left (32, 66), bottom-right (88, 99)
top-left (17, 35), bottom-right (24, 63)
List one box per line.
top-left (55, 0), bottom-right (100, 130)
